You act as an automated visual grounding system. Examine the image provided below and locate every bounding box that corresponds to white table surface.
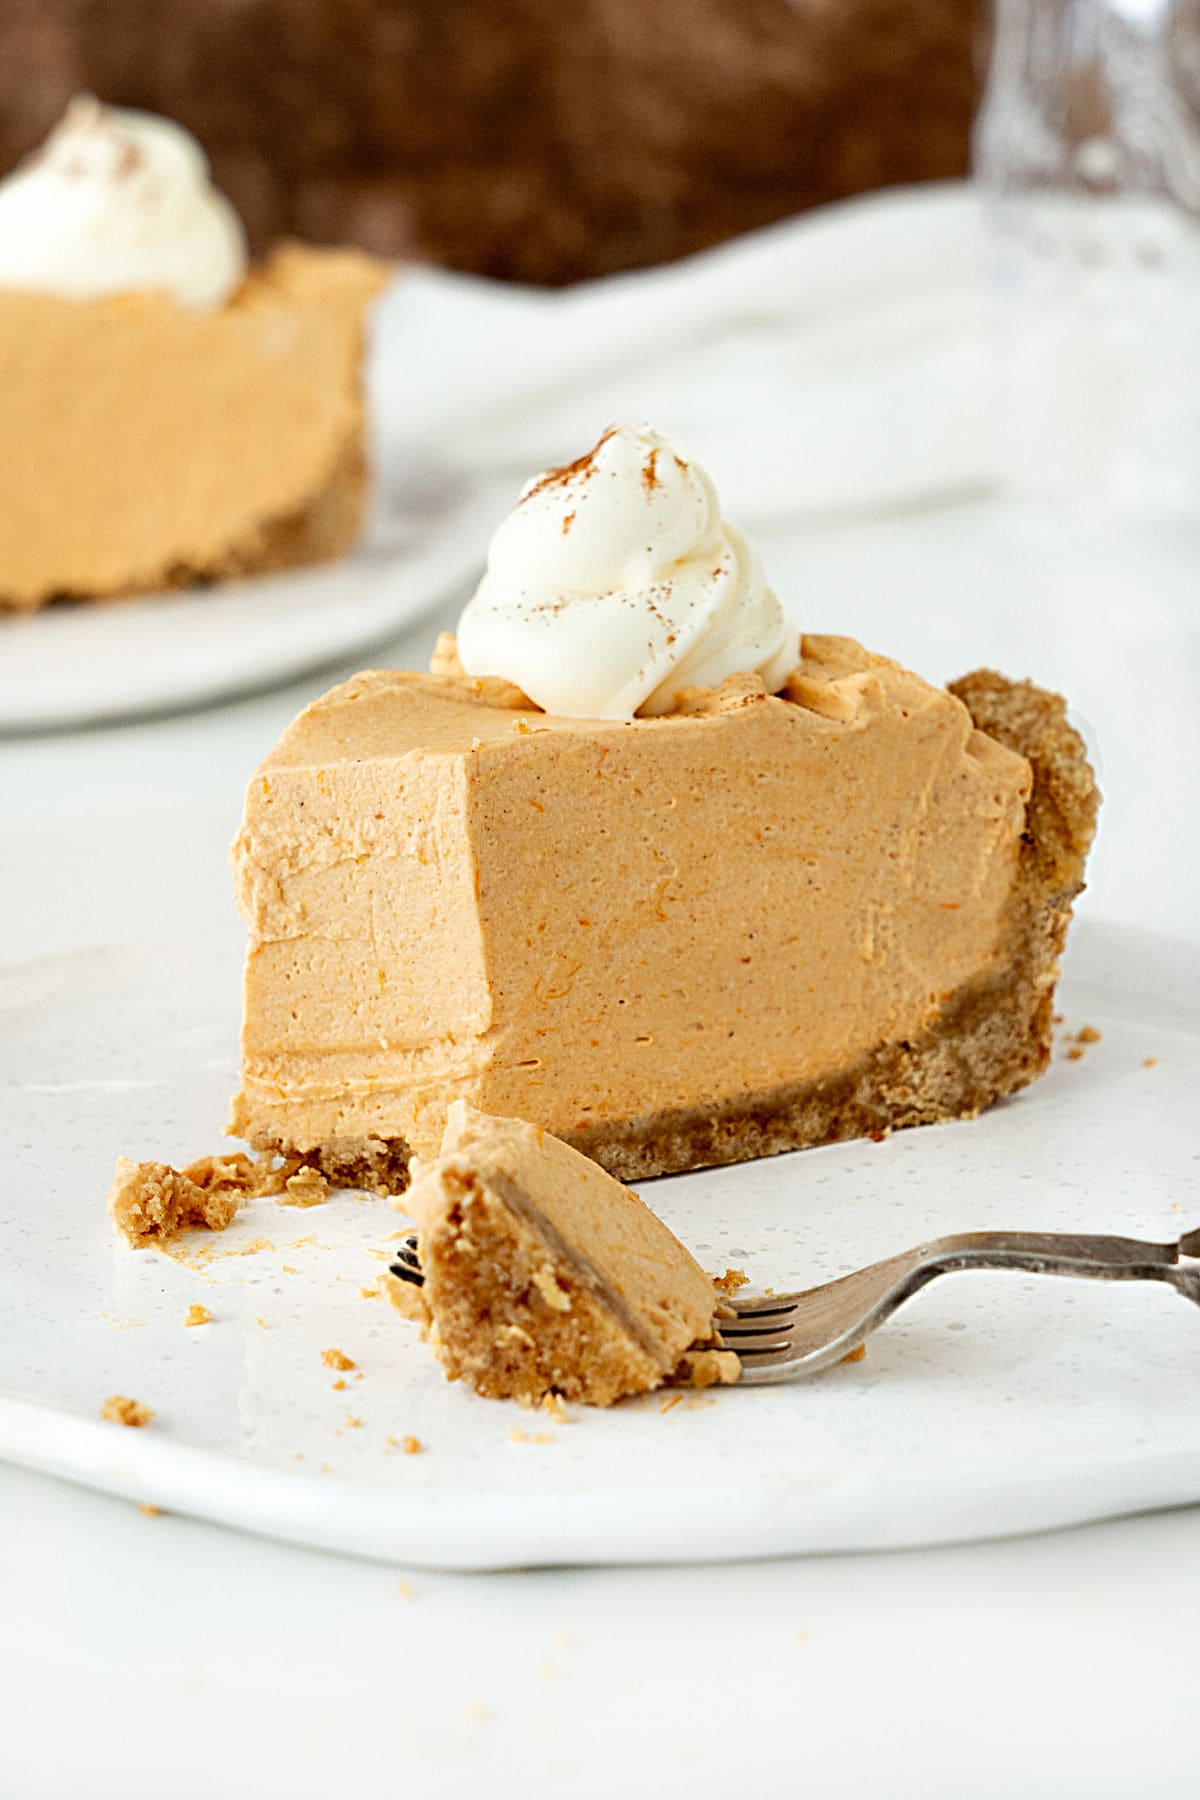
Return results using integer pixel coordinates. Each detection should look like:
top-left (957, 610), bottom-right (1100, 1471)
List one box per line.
top-left (3, 496), bottom-right (1198, 1799)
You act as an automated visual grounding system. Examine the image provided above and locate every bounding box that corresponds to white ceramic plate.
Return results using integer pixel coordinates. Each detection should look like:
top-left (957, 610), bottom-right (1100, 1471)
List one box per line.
top-left (1, 918), bottom-right (1197, 1569)
top-left (0, 465), bottom-right (507, 733)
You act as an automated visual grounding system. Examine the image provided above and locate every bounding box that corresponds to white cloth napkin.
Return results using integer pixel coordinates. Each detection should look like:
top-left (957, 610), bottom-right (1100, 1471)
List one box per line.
top-left (369, 181), bottom-right (998, 532)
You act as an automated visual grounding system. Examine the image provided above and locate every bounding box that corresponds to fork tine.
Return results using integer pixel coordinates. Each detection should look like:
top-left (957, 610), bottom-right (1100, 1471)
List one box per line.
top-left (388, 1232), bottom-right (424, 1288)
top-left (716, 1316), bottom-right (795, 1339)
top-left (713, 1292), bottom-right (798, 1354)
top-left (717, 1337), bottom-right (793, 1358)
top-left (715, 1326), bottom-right (795, 1354)
top-left (724, 1295), bottom-right (801, 1318)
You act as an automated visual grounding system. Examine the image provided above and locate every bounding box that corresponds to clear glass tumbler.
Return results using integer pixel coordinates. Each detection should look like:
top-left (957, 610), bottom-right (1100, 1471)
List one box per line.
top-left (975, 0), bottom-right (1200, 515)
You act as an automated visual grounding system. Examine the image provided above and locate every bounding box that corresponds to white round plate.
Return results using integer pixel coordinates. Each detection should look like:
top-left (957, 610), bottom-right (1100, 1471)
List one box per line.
top-left (1, 918), bottom-right (1197, 1569)
top-left (0, 466), bottom-right (506, 733)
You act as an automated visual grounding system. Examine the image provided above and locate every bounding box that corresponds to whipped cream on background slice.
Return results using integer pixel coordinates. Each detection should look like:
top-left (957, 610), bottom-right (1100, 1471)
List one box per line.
top-left (455, 424), bottom-right (799, 719)
top-left (0, 96), bottom-right (247, 308)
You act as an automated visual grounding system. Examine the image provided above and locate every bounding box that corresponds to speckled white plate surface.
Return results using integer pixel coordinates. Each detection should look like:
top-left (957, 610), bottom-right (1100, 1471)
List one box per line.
top-left (1, 918), bottom-right (1197, 1569)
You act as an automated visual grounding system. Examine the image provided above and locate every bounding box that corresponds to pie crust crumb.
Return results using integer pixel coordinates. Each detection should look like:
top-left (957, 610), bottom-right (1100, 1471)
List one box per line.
top-left (107, 1147), bottom-right (327, 1246)
top-left (107, 1157), bottom-right (240, 1246)
top-left (669, 1348), bottom-right (741, 1389)
top-left (712, 1267), bottom-right (749, 1298)
top-left (277, 1166), bottom-right (330, 1208)
top-left (101, 1394), bottom-right (153, 1428)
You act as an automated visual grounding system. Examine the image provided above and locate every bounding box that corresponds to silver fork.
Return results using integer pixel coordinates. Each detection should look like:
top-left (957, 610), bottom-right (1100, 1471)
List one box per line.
top-left (716, 1227), bottom-right (1200, 1384)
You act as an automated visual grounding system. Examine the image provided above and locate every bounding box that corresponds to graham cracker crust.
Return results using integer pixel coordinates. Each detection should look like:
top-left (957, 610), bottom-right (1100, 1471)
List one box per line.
top-left (395, 1167), bottom-right (671, 1406)
top-left (253, 671), bottom-right (1099, 1191)
top-left (285, 1135), bottom-right (414, 1198)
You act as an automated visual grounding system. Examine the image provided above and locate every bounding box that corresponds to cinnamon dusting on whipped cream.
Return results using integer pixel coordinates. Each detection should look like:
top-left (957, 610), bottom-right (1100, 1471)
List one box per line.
top-left (455, 424), bottom-right (798, 720)
top-left (520, 426), bottom-right (619, 506)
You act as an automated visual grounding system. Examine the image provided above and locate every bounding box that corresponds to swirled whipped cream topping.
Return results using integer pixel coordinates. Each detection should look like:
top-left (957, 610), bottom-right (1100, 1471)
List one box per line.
top-left (455, 424), bottom-right (799, 719)
top-left (0, 97), bottom-right (247, 308)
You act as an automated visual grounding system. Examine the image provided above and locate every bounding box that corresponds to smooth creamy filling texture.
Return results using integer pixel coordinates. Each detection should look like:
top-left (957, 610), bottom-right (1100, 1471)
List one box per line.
top-left (455, 424), bottom-right (798, 719)
top-left (0, 245), bottom-right (385, 605)
top-left (0, 97), bottom-right (247, 307)
top-left (231, 635), bottom-right (1032, 1160)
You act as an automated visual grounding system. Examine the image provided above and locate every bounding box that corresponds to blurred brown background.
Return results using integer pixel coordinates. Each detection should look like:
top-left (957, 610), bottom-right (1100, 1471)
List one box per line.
top-left (0, 0), bottom-right (979, 284)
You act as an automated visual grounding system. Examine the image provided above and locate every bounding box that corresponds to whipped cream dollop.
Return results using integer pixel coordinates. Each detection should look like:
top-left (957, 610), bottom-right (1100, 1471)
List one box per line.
top-left (455, 424), bottom-right (799, 719)
top-left (0, 97), bottom-right (247, 307)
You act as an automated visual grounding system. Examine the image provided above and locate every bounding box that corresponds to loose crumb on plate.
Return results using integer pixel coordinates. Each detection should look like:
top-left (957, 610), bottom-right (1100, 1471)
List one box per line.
top-left (712, 1267), bottom-right (749, 1298)
top-left (139, 1502), bottom-right (161, 1517)
top-left (841, 1344), bottom-right (867, 1364)
top-left (402, 1435), bottom-right (423, 1455)
top-left (321, 1348), bottom-right (356, 1371)
top-left (108, 1148), bottom-right (337, 1246)
top-left (276, 1166), bottom-right (330, 1208)
top-left (1066, 1046), bottom-right (1085, 1061)
top-left (102, 1394), bottom-right (153, 1428)
top-left (670, 1347), bottom-right (741, 1389)
top-left (1075, 1024), bottom-right (1102, 1044)
top-left (107, 1158), bottom-right (241, 1247)
top-left (183, 1303), bottom-right (212, 1328)
top-left (225, 1235), bottom-right (277, 1258)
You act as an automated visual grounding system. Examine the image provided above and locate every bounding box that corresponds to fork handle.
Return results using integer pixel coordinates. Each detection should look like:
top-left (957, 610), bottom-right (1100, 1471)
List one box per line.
top-left (721, 1226), bottom-right (1200, 1386)
top-left (924, 1229), bottom-right (1182, 1275)
top-left (908, 1230), bottom-right (1200, 1311)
